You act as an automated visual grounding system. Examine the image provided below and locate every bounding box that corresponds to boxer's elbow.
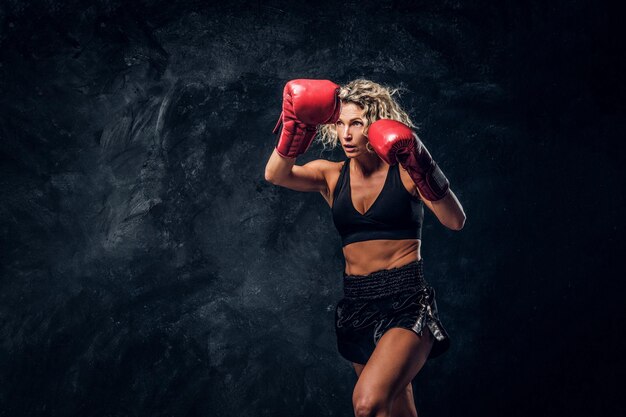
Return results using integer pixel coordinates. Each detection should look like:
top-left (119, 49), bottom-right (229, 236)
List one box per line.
top-left (447, 215), bottom-right (466, 231)
top-left (264, 168), bottom-right (284, 185)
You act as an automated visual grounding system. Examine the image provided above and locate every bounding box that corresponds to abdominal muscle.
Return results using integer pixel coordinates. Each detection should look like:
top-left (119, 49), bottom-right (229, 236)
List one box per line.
top-left (342, 238), bottom-right (421, 276)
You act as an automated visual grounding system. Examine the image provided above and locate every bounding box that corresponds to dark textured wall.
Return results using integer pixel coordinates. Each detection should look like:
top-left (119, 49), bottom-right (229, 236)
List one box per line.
top-left (1, 1), bottom-right (623, 416)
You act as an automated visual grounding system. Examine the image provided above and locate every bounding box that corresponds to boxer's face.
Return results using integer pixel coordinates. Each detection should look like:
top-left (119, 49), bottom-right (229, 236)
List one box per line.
top-left (336, 102), bottom-right (368, 157)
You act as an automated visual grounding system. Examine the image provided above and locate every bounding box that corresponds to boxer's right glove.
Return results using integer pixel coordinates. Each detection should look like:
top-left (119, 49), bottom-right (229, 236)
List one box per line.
top-left (273, 79), bottom-right (341, 158)
top-left (368, 119), bottom-right (450, 201)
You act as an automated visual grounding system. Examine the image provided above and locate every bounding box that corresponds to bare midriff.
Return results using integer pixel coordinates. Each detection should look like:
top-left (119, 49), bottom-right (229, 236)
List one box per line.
top-left (342, 238), bottom-right (421, 276)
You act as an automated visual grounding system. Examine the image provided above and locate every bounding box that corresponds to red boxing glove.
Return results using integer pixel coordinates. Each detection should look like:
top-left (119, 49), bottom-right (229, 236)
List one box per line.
top-left (273, 79), bottom-right (341, 158)
top-left (368, 119), bottom-right (450, 201)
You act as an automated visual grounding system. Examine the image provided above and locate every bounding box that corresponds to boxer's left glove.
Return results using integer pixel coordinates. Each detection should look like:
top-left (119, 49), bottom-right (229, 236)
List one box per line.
top-left (368, 119), bottom-right (450, 201)
top-left (273, 79), bottom-right (341, 158)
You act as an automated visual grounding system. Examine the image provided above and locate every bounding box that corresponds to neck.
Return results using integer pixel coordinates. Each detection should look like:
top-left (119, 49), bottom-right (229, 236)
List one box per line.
top-left (350, 153), bottom-right (384, 177)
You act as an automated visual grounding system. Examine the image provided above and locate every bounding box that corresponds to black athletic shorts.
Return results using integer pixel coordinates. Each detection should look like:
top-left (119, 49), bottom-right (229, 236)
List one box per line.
top-left (334, 259), bottom-right (450, 365)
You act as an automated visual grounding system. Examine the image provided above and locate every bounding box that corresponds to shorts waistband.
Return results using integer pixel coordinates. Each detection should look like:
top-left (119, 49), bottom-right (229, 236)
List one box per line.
top-left (342, 259), bottom-right (427, 300)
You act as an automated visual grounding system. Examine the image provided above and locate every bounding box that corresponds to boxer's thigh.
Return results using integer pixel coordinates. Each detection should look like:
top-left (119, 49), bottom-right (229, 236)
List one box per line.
top-left (353, 327), bottom-right (433, 406)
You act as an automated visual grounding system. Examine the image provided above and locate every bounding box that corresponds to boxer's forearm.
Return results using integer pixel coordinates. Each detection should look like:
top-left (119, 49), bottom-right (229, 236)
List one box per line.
top-left (264, 148), bottom-right (296, 183)
top-left (420, 189), bottom-right (466, 231)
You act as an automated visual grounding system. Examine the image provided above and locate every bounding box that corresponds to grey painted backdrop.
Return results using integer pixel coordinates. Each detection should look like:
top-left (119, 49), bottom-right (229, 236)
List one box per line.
top-left (1, 1), bottom-right (623, 416)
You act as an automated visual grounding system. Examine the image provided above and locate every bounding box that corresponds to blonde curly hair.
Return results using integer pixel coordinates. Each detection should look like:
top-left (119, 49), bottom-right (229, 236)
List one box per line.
top-left (318, 79), bottom-right (416, 150)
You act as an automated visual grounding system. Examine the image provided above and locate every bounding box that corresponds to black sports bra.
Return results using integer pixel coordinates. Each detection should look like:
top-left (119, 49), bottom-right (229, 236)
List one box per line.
top-left (331, 158), bottom-right (423, 247)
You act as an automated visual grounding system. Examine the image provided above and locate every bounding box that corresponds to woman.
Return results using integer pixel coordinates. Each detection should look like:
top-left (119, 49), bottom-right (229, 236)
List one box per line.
top-left (265, 79), bottom-right (466, 417)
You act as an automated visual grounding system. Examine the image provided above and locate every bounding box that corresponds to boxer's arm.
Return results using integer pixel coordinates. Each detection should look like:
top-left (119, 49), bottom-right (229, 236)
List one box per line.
top-left (419, 188), bottom-right (466, 231)
top-left (398, 165), bottom-right (465, 230)
top-left (264, 148), bottom-right (330, 193)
